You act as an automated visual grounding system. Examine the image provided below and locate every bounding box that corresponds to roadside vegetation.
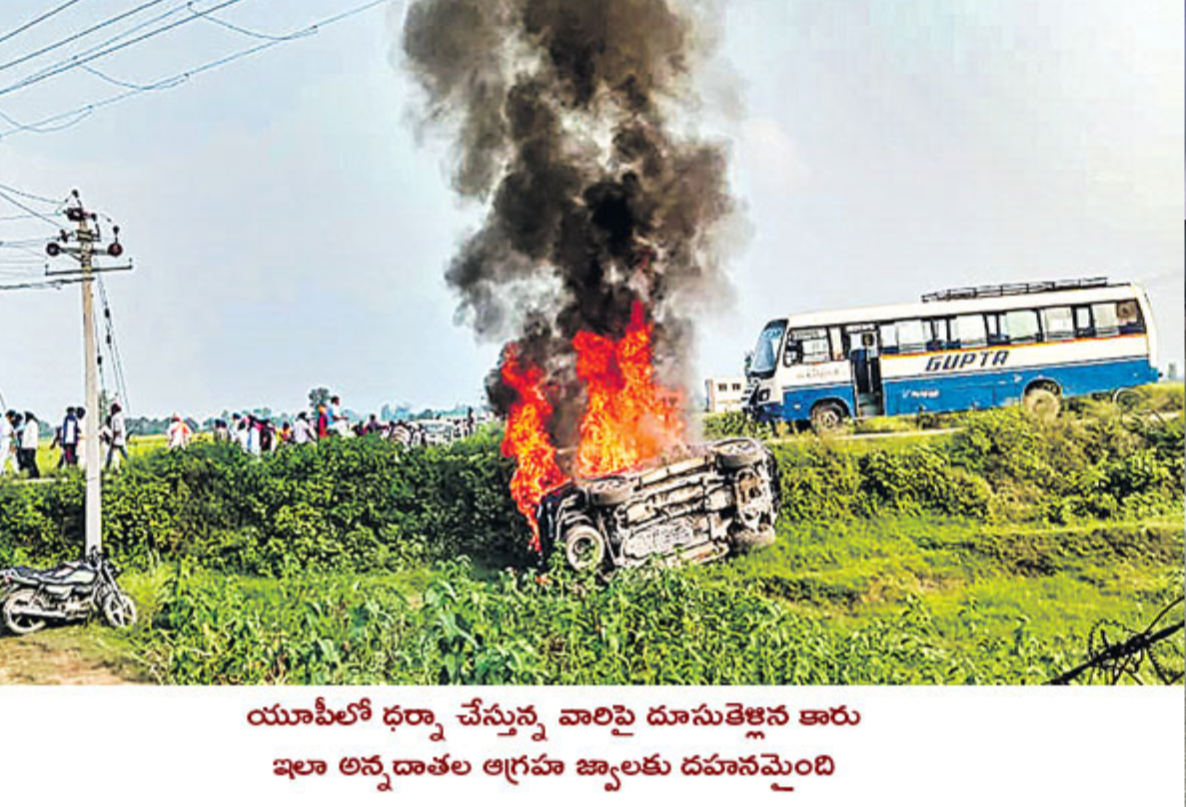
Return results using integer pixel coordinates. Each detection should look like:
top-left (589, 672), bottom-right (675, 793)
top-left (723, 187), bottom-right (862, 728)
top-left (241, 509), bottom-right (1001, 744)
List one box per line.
top-left (1, 385), bottom-right (1181, 685)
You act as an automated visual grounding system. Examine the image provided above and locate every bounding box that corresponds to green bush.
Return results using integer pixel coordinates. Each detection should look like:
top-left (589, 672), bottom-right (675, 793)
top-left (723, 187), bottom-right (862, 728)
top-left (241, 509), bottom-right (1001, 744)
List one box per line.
top-left (0, 435), bottom-right (527, 575)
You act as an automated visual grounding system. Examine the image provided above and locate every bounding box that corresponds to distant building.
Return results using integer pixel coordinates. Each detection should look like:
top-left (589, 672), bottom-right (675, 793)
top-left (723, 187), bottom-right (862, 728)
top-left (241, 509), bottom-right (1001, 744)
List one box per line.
top-left (1166, 362), bottom-right (1181, 381)
top-left (705, 376), bottom-right (747, 413)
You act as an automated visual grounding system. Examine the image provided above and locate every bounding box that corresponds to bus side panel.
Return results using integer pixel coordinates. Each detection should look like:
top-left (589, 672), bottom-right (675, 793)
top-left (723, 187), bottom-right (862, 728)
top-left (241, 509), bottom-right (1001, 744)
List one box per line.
top-left (883, 376), bottom-right (993, 416)
top-left (883, 357), bottom-right (1157, 414)
top-left (780, 383), bottom-right (857, 422)
top-left (1043, 357), bottom-right (1158, 398)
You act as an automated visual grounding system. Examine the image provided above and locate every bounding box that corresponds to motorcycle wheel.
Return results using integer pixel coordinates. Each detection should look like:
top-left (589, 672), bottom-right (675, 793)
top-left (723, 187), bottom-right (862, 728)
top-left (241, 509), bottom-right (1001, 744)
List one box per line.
top-left (2, 590), bottom-right (47, 636)
top-left (101, 591), bottom-right (137, 629)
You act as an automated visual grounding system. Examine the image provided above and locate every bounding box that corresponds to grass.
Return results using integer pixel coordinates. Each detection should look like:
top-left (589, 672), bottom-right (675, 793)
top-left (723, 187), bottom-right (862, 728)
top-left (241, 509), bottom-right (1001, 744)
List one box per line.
top-left (99, 512), bottom-right (1180, 685)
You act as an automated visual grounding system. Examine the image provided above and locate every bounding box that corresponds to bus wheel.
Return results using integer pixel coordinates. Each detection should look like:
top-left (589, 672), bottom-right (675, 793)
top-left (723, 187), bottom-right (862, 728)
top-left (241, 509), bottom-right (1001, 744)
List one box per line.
top-left (810, 402), bottom-right (846, 433)
top-left (1024, 384), bottom-right (1060, 421)
top-left (1112, 387), bottom-right (1147, 412)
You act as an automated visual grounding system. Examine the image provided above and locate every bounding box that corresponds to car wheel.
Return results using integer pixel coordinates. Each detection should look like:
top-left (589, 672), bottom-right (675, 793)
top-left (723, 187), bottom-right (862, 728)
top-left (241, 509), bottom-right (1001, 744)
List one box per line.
top-left (2, 590), bottom-right (46, 636)
top-left (563, 524), bottom-right (607, 572)
top-left (585, 475), bottom-right (636, 506)
top-left (712, 438), bottom-right (766, 470)
top-left (810, 402), bottom-right (846, 433)
top-left (731, 526), bottom-right (776, 553)
top-left (1024, 385), bottom-right (1060, 421)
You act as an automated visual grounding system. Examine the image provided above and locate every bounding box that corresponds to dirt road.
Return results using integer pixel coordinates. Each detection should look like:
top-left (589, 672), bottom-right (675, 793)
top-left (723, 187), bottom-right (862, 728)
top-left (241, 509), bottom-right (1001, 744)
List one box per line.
top-left (0, 634), bottom-right (140, 685)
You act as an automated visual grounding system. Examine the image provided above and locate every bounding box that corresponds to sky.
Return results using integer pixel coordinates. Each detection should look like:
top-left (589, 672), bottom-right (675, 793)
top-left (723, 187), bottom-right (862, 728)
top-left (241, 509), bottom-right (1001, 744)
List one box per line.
top-left (0, 0), bottom-right (1182, 421)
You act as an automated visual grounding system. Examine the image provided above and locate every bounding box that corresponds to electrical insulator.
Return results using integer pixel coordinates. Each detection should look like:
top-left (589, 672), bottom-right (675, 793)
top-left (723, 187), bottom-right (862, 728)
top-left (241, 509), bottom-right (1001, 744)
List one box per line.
top-left (107, 242), bottom-right (123, 257)
top-left (46, 242), bottom-right (61, 257)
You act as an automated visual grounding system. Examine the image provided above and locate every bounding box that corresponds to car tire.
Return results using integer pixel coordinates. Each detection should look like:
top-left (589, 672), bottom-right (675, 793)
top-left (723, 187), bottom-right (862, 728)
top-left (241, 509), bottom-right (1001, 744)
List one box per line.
top-left (712, 438), bottom-right (766, 470)
top-left (563, 524), bottom-right (607, 572)
top-left (810, 401), bottom-right (846, 433)
top-left (586, 475), bottom-right (636, 506)
top-left (731, 526), bottom-right (776, 553)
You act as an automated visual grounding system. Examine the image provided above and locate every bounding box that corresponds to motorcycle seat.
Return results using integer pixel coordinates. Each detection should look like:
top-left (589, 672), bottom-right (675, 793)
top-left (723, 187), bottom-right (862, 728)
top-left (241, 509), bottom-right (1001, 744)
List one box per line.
top-left (7, 564), bottom-right (96, 586)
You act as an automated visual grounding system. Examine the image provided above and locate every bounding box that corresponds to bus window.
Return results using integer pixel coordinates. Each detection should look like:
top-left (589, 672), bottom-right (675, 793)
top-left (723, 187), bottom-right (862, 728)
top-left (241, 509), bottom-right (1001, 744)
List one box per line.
top-left (1073, 306), bottom-right (1094, 338)
top-left (829, 327), bottom-right (845, 360)
top-left (952, 314), bottom-right (987, 348)
top-left (1004, 310), bottom-right (1040, 344)
top-left (985, 313), bottom-right (1008, 346)
top-left (895, 319), bottom-right (927, 354)
top-left (1116, 300), bottom-right (1146, 334)
top-left (1091, 303), bottom-right (1120, 337)
top-left (879, 323), bottom-right (898, 355)
top-left (927, 318), bottom-right (952, 351)
top-left (785, 327), bottom-right (831, 365)
top-left (1042, 307), bottom-right (1074, 341)
top-left (751, 321), bottom-right (786, 376)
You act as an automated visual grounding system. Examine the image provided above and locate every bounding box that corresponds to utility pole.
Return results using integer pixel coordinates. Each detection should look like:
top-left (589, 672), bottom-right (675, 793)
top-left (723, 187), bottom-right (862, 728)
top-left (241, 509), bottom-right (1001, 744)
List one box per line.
top-left (77, 205), bottom-right (101, 555)
top-left (43, 191), bottom-right (131, 557)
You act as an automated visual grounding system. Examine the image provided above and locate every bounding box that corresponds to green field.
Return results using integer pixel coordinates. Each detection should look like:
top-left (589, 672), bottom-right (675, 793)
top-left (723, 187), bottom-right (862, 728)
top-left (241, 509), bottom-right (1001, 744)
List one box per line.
top-left (2, 386), bottom-right (1182, 685)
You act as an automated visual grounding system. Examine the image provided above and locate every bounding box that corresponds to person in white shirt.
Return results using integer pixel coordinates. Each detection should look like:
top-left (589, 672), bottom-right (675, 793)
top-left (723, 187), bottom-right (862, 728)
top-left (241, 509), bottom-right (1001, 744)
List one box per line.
top-left (105, 402), bottom-right (128, 470)
top-left (167, 414), bottom-right (192, 450)
top-left (292, 412), bottom-right (312, 445)
top-left (1, 410), bottom-right (18, 475)
top-left (19, 411), bottom-right (40, 478)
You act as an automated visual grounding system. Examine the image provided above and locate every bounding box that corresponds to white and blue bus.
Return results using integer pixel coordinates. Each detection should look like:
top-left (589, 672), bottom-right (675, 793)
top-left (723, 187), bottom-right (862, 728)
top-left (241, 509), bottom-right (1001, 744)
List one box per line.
top-left (744, 278), bottom-right (1159, 430)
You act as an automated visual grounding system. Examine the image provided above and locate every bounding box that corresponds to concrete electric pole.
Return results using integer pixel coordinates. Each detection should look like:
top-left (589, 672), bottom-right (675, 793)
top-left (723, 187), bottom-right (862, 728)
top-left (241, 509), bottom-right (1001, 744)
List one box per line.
top-left (77, 207), bottom-right (101, 554)
top-left (44, 191), bottom-right (132, 556)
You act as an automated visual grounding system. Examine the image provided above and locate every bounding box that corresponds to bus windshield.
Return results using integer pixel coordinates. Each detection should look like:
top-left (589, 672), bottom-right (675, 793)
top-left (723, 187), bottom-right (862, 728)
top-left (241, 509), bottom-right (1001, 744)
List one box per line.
top-left (750, 320), bottom-right (787, 377)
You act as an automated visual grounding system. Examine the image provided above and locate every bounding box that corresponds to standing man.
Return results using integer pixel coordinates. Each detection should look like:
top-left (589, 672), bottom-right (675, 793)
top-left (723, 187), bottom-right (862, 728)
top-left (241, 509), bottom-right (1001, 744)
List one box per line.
top-left (329, 395), bottom-right (349, 436)
top-left (315, 404), bottom-right (330, 441)
top-left (61, 407), bottom-right (81, 467)
top-left (1, 411), bottom-right (18, 475)
top-left (166, 414), bottom-right (192, 450)
top-left (292, 412), bottom-right (312, 445)
top-left (105, 402), bottom-right (128, 470)
top-left (19, 411), bottom-right (40, 478)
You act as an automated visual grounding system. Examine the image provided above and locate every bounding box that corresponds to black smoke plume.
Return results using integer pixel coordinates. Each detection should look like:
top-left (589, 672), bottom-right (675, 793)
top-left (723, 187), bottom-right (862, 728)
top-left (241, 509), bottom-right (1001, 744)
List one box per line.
top-left (402, 0), bottom-right (736, 429)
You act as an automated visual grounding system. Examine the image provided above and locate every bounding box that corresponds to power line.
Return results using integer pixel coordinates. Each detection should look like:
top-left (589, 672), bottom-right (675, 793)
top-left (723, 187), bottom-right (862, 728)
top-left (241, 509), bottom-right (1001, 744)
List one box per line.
top-left (0, 0), bottom-right (90, 48)
top-left (0, 212), bottom-right (50, 221)
top-left (0, 278), bottom-right (65, 290)
top-left (0, 185), bottom-right (63, 227)
top-left (189, 2), bottom-right (311, 42)
top-left (0, 0), bottom-right (177, 76)
top-left (0, 0), bottom-right (251, 99)
top-left (0, 0), bottom-right (392, 140)
top-left (0, 180), bottom-right (66, 207)
top-left (97, 273), bottom-right (130, 410)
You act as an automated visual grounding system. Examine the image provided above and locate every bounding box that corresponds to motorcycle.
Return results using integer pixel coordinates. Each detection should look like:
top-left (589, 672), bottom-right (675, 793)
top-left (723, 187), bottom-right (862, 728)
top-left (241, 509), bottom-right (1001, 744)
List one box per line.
top-left (0, 550), bottom-right (137, 636)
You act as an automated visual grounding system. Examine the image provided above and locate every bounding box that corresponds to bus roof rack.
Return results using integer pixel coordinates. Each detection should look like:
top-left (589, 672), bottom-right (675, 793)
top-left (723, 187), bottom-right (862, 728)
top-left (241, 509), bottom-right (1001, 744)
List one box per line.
top-left (921, 277), bottom-right (1111, 303)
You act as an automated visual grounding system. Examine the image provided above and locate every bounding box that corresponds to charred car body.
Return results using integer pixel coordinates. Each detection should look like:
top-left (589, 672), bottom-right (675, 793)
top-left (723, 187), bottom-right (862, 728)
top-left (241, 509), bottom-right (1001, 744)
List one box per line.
top-left (538, 438), bottom-right (780, 572)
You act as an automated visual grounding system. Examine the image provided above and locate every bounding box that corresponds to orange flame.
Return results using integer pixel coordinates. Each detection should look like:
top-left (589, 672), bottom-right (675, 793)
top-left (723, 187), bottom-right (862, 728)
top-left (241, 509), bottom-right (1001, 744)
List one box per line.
top-left (499, 346), bottom-right (569, 552)
top-left (500, 301), bottom-right (686, 551)
top-left (574, 300), bottom-right (685, 477)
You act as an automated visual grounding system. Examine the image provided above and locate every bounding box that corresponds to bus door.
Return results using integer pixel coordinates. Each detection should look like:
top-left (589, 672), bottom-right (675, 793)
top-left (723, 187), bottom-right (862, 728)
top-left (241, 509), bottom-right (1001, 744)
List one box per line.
top-left (844, 325), bottom-right (884, 417)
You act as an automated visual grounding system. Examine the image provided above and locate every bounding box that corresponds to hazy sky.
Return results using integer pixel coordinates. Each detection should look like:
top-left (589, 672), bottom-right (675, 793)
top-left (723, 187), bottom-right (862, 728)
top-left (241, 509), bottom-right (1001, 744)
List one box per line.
top-left (0, 0), bottom-right (1181, 420)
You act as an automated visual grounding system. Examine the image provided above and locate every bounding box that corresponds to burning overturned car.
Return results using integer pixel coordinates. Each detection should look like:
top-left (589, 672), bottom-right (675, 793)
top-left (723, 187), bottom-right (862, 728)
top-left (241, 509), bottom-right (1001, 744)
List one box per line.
top-left (535, 438), bottom-right (779, 572)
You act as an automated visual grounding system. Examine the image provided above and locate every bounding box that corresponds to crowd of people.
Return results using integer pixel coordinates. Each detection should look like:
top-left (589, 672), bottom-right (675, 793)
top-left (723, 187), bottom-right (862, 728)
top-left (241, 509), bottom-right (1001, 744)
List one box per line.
top-left (0, 392), bottom-right (485, 479)
top-left (208, 397), bottom-right (482, 455)
top-left (2, 401), bottom-right (132, 479)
